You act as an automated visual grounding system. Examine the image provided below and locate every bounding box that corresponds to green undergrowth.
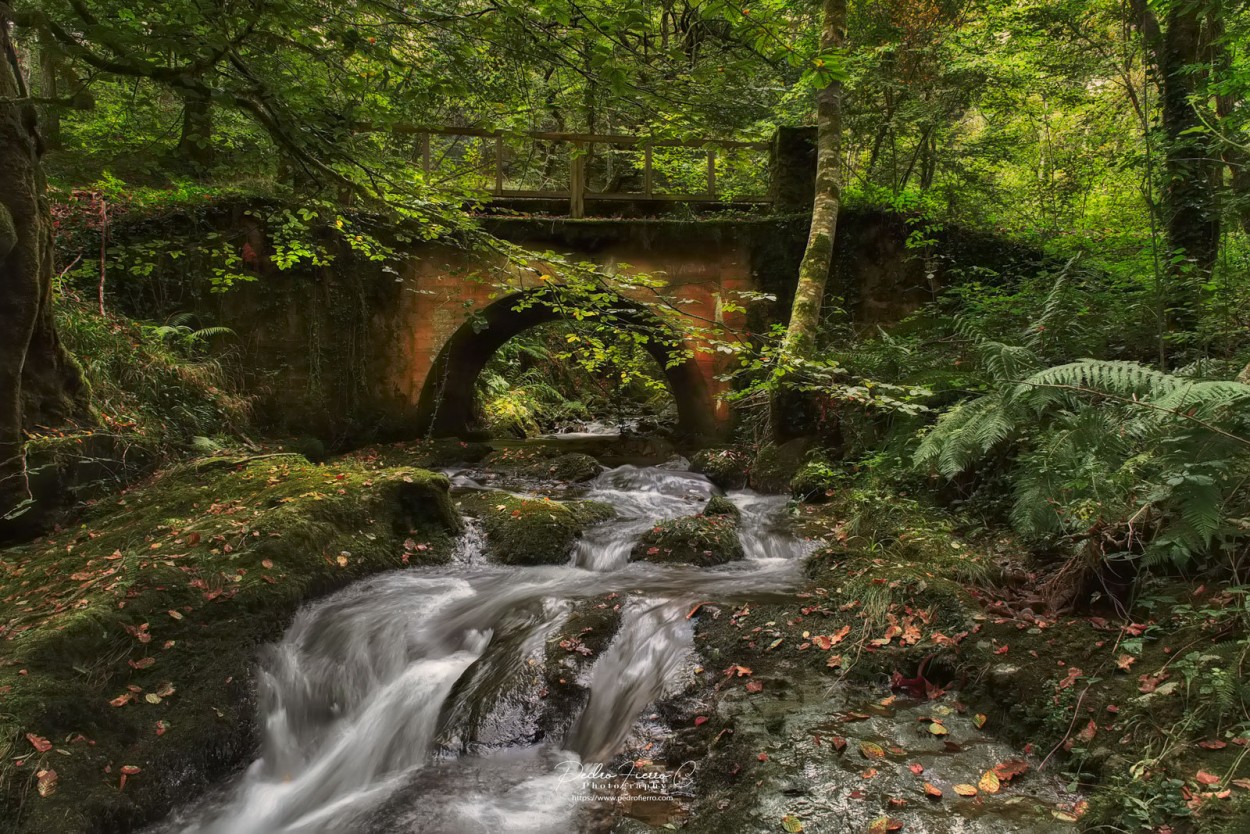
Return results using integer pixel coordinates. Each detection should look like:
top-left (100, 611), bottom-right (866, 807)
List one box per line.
top-left (687, 477), bottom-right (1249, 832)
top-left (0, 455), bottom-right (459, 834)
top-left (456, 490), bottom-right (613, 566)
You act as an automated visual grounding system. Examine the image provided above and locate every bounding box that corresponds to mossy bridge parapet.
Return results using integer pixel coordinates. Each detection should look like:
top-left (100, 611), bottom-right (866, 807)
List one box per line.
top-left (111, 205), bottom-right (1042, 449)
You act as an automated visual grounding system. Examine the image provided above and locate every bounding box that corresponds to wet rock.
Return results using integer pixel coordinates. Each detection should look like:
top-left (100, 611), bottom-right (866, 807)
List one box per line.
top-left (458, 490), bottom-right (614, 566)
top-left (632, 514), bottom-right (744, 566)
top-left (689, 447), bottom-right (750, 490)
top-left (704, 494), bottom-right (740, 520)
top-left (748, 438), bottom-right (814, 493)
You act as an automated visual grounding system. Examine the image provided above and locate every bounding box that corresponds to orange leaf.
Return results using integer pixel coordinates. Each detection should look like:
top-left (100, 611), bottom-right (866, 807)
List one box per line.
top-left (25, 734), bottom-right (52, 753)
top-left (978, 770), bottom-right (1001, 794)
top-left (922, 782), bottom-right (942, 799)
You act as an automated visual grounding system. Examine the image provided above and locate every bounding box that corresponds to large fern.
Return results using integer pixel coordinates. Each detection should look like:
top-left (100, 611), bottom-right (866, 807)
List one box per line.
top-left (915, 357), bottom-right (1250, 575)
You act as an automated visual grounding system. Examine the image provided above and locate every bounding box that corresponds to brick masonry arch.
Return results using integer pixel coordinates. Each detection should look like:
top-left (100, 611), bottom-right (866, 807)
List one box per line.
top-left (414, 290), bottom-right (719, 440)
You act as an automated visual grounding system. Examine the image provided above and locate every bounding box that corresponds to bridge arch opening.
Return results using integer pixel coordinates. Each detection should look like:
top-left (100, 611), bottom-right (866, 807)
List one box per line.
top-left (415, 291), bottom-right (718, 440)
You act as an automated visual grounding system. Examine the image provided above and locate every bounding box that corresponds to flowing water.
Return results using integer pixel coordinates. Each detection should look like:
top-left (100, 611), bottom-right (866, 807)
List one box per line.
top-left (150, 464), bottom-right (811, 834)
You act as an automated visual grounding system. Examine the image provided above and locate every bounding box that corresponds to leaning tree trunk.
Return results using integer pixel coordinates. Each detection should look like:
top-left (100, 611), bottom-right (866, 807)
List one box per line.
top-left (771, 0), bottom-right (846, 440)
top-left (0, 12), bottom-right (86, 523)
top-left (177, 87), bottom-right (214, 169)
top-left (779, 0), bottom-right (846, 360)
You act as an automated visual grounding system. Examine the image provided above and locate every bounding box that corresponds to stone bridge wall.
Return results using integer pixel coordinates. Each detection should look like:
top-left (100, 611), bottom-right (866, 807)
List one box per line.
top-left (112, 206), bottom-right (1042, 448)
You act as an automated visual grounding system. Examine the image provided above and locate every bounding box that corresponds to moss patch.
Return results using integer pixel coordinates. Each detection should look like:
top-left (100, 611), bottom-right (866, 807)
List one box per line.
top-left (478, 449), bottom-right (602, 483)
top-left (457, 490), bottom-right (613, 566)
top-left (0, 455), bottom-right (460, 834)
top-left (689, 448), bottom-right (750, 490)
top-left (632, 515), bottom-right (744, 566)
top-left (748, 439), bottom-right (814, 494)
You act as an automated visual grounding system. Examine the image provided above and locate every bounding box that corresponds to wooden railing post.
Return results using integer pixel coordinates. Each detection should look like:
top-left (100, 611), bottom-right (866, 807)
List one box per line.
top-left (494, 134), bottom-right (504, 195)
top-left (570, 142), bottom-right (586, 218)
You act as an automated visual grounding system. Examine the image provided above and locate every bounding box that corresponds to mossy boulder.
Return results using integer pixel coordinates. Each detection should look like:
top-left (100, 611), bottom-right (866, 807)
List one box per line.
top-left (347, 439), bottom-right (493, 469)
top-left (632, 514), bottom-right (744, 566)
top-left (748, 438), bottom-right (814, 493)
top-left (458, 491), bottom-right (613, 565)
top-left (689, 447), bottom-right (750, 490)
top-left (789, 456), bottom-right (840, 503)
top-left (703, 494), bottom-right (740, 519)
top-left (0, 455), bottom-right (460, 834)
top-left (478, 449), bottom-right (602, 483)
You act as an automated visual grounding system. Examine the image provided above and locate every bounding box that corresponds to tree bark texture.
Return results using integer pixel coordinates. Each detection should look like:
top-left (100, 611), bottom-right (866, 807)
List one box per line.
top-left (0, 12), bottom-right (86, 517)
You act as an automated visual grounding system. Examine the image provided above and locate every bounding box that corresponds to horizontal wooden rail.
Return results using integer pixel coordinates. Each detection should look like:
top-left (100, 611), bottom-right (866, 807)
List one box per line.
top-left (401, 125), bottom-right (774, 217)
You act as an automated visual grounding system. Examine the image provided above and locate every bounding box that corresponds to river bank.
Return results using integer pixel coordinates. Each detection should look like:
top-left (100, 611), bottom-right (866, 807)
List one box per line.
top-left (2, 439), bottom-right (1246, 833)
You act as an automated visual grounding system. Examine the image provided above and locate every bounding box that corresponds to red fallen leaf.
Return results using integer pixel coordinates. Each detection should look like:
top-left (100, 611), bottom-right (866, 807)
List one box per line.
top-left (861, 768), bottom-right (879, 779)
top-left (128, 657), bottom-right (155, 670)
top-left (1057, 667), bottom-right (1083, 690)
top-left (1195, 771), bottom-right (1221, 786)
top-left (109, 693), bottom-right (133, 707)
top-left (886, 821), bottom-right (903, 832)
top-left (731, 665), bottom-right (753, 677)
top-left (993, 759), bottom-right (1030, 782)
top-left (757, 752), bottom-right (768, 762)
top-left (812, 634), bottom-right (833, 650)
top-left (1198, 740), bottom-right (1227, 750)
top-left (1075, 719), bottom-right (1098, 744)
top-left (155, 720), bottom-right (168, 736)
top-left (888, 797), bottom-right (907, 808)
top-left (908, 763), bottom-right (924, 775)
top-left (923, 782), bottom-right (942, 799)
top-left (186, 532), bottom-right (201, 546)
top-left (647, 547), bottom-right (660, 555)
top-left (994, 644), bottom-right (1009, 655)
top-left (832, 736), bottom-right (847, 752)
top-left (745, 680), bottom-right (763, 693)
top-left (694, 716), bottom-right (709, 727)
top-left (1138, 672), bottom-right (1170, 693)
top-left (26, 734), bottom-right (52, 753)
top-left (1123, 622), bottom-right (1148, 636)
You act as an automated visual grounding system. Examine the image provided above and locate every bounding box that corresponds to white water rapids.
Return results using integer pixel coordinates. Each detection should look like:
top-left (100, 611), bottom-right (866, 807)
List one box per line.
top-left (149, 464), bottom-right (812, 834)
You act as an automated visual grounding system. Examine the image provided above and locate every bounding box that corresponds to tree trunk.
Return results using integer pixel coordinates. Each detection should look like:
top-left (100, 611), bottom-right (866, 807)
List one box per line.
top-left (36, 33), bottom-right (59, 150)
top-left (0, 12), bottom-right (86, 524)
top-left (177, 88), bottom-right (214, 169)
top-left (779, 0), bottom-right (846, 361)
top-left (1158, 1), bottom-right (1221, 331)
top-left (770, 0), bottom-right (845, 442)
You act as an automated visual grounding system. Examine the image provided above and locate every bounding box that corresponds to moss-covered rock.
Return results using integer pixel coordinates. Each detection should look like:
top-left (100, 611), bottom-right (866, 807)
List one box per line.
top-left (632, 514), bottom-right (744, 566)
top-left (703, 494), bottom-right (740, 519)
top-left (458, 490), bottom-right (613, 565)
top-left (477, 449), bottom-right (602, 483)
top-left (0, 455), bottom-right (460, 834)
top-left (788, 455), bottom-right (840, 502)
top-left (689, 447), bottom-right (750, 490)
top-left (748, 438), bottom-right (814, 493)
top-left (346, 439), bottom-right (493, 469)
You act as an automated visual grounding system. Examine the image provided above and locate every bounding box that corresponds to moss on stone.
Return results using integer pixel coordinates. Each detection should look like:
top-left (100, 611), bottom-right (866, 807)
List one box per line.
top-left (748, 438), bottom-right (814, 493)
top-left (0, 455), bottom-right (460, 834)
top-left (703, 494), bottom-right (740, 519)
top-left (457, 490), bottom-right (613, 566)
top-left (632, 514), bottom-right (744, 566)
top-left (689, 447), bottom-right (750, 490)
top-left (478, 449), bottom-right (602, 483)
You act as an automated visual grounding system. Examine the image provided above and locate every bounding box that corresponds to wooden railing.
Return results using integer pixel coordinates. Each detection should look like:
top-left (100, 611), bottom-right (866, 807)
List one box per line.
top-left (393, 126), bottom-right (773, 218)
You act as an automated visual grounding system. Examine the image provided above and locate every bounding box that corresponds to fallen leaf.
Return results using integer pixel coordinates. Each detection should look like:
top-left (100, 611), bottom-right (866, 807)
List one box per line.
top-left (167, 610), bottom-right (183, 621)
top-left (757, 752), bottom-right (769, 762)
top-left (953, 784), bottom-right (978, 797)
top-left (993, 759), bottom-right (1030, 782)
top-left (746, 680), bottom-right (763, 693)
top-left (832, 736), bottom-right (847, 752)
top-left (1196, 771), bottom-right (1221, 787)
top-left (782, 815), bottom-right (804, 833)
top-left (928, 722), bottom-right (948, 736)
top-left (978, 770), bottom-right (1001, 794)
top-left (36, 769), bottom-right (57, 797)
top-left (923, 782), bottom-right (942, 799)
top-left (868, 817), bottom-right (889, 834)
top-left (860, 741), bottom-right (887, 760)
top-left (1198, 740), bottom-right (1227, 750)
top-left (908, 763), bottom-right (924, 775)
top-left (1115, 654), bottom-right (1136, 672)
top-left (26, 734), bottom-right (52, 753)
top-left (972, 713), bottom-right (987, 729)
top-left (694, 716), bottom-right (709, 727)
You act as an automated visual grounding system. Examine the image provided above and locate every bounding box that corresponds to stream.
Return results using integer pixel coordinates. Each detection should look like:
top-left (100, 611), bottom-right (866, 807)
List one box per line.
top-left (148, 456), bottom-right (1079, 834)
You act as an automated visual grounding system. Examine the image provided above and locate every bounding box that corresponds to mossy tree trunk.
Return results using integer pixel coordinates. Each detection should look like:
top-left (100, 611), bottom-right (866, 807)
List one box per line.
top-left (0, 12), bottom-right (86, 523)
top-left (779, 0), bottom-right (846, 361)
top-left (772, 0), bottom-right (845, 440)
